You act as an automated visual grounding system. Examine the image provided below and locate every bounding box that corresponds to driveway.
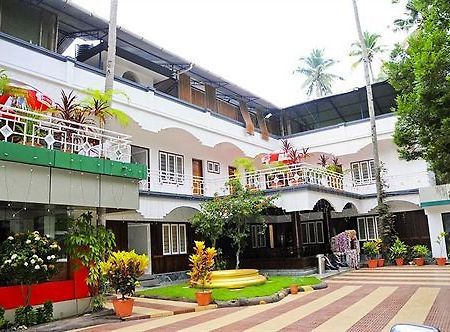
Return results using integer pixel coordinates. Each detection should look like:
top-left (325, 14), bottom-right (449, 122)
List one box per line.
top-left (77, 265), bottom-right (450, 332)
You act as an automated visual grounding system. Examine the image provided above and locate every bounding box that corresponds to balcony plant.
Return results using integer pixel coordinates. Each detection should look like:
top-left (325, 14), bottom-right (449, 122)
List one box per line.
top-left (188, 241), bottom-right (217, 306)
top-left (100, 250), bottom-right (149, 318)
top-left (362, 241), bottom-right (379, 268)
top-left (435, 231), bottom-right (448, 266)
top-left (390, 238), bottom-right (408, 266)
top-left (412, 244), bottom-right (428, 266)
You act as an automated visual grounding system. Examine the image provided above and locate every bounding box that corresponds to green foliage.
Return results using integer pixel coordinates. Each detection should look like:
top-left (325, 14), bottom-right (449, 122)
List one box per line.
top-left (378, 166), bottom-right (397, 257)
top-left (362, 240), bottom-right (380, 259)
top-left (187, 241), bottom-right (217, 291)
top-left (390, 237), bottom-right (408, 259)
top-left (349, 31), bottom-right (386, 80)
top-left (412, 244), bottom-right (429, 258)
top-left (14, 305), bottom-right (36, 327)
top-left (0, 307), bottom-right (11, 330)
top-left (51, 90), bottom-right (95, 127)
top-left (0, 232), bottom-right (60, 305)
top-left (65, 212), bottom-right (115, 308)
top-left (100, 250), bottom-right (149, 300)
top-left (233, 157), bottom-right (256, 176)
top-left (294, 48), bottom-right (343, 97)
top-left (436, 231), bottom-right (448, 258)
top-left (82, 89), bottom-right (130, 127)
top-left (0, 69), bottom-right (10, 94)
top-left (386, 0), bottom-right (450, 183)
top-left (138, 276), bottom-right (320, 302)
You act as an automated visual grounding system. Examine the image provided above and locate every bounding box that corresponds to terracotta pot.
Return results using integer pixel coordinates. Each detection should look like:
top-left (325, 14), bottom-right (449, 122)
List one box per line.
top-left (112, 298), bottom-right (134, 318)
top-left (414, 257), bottom-right (425, 266)
top-left (290, 284), bottom-right (299, 295)
top-left (367, 259), bottom-right (378, 268)
top-left (195, 290), bottom-right (212, 306)
top-left (436, 257), bottom-right (447, 266)
top-left (395, 258), bottom-right (404, 266)
top-left (378, 259), bottom-right (385, 267)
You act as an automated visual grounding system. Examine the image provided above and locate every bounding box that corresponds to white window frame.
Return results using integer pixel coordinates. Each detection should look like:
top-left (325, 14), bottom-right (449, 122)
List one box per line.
top-left (162, 223), bottom-right (187, 255)
top-left (351, 159), bottom-right (376, 186)
top-left (357, 216), bottom-right (379, 241)
top-left (207, 161), bottom-right (220, 174)
top-left (251, 225), bottom-right (266, 248)
top-left (159, 151), bottom-right (184, 184)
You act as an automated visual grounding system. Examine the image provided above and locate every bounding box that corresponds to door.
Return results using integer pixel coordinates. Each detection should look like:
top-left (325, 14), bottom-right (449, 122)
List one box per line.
top-left (192, 159), bottom-right (204, 195)
top-left (128, 223), bottom-right (152, 274)
top-left (106, 220), bottom-right (128, 251)
top-left (442, 213), bottom-right (450, 255)
top-left (228, 166), bottom-right (237, 178)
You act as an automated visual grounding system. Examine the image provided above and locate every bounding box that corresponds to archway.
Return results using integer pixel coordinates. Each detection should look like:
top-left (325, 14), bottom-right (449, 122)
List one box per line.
top-left (122, 71), bottom-right (140, 84)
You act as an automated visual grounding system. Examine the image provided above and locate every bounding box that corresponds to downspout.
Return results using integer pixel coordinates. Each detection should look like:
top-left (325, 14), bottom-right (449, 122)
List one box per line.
top-left (175, 63), bottom-right (194, 80)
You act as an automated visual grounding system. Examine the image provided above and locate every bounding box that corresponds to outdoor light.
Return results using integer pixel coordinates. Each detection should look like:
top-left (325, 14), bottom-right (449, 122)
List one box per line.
top-left (264, 113), bottom-right (273, 119)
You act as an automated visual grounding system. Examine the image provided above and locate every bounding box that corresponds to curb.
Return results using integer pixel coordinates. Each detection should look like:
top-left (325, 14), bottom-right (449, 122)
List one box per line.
top-left (121, 304), bottom-right (218, 321)
top-left (215, 282), bottom-right (327, 308)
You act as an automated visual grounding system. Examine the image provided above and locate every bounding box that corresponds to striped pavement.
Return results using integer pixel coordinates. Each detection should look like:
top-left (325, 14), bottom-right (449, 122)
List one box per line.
top-left (75, 265), bottom-right (450, 332)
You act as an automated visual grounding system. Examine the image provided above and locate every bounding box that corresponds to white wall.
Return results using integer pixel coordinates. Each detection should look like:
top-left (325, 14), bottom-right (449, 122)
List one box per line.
top-left (423, 206), bottom-right (449, 258)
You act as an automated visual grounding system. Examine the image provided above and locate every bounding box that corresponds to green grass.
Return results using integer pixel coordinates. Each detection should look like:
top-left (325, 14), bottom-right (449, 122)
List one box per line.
top-left (137, 276), bottom-right (321, 302)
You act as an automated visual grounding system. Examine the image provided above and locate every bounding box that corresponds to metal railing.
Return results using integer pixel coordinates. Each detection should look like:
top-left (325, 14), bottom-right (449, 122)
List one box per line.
top-left (0, 104), bottom-right (131, 162)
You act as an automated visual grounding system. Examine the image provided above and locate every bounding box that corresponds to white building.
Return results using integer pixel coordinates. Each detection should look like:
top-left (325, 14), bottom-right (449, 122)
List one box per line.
top-left (0, 0), bottom-right (446, 276)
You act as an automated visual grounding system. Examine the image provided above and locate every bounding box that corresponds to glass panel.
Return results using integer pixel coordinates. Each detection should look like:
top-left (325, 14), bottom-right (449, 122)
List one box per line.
top-left (369, 160), bottom-right (376, 181)
top-left (176, 156), bottom-right (184, 183)
top-left (171, 224), bottom-right (179, 253)
top-left (360, 161), bottom-right (370, 183)
top-left (259, 226), bottom-right (266, 247)
top-left (159, 152), bottom-right (167, 182)
top-left (1, 0), bottom-right (41, 46)
top-left (357, 217), bottom-right (367, 241)
top-left (316, 221), bottom-right (324, 243)
top-left (162, 224), bottom-right (170, 254)
top-left (301, 223), bottom-right (308, 244)
top-left (351, 163), bottom-right (361, 184)
top-left (251, 225), bottom-right (257, 248)
top-left (366, 217), bottom-right (376, 240)
top-left (179, 224), bottom-right (186, 253)
top-left (40, 10), bottom-right (57, 50)
top-left (131, 146), bottom-right (149, 166)
top-left (308, 222), bottom-right (316, 244)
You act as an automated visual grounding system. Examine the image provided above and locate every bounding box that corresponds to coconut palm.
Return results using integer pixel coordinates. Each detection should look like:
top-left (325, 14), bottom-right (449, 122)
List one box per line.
top-left (294, 49), bottom-right (343, 98)
top-left (349, 31), bottom-right (386, 81)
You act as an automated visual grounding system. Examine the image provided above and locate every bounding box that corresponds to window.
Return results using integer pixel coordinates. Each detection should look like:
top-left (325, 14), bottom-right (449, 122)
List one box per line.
top-left (351, 160), bottom-right (376, 185)
top-left (251, 225), bottom-right (266, 248)
top-left (357, 216), bottom-right (379, 241)
top-left (162, 224), bottom-right (187, 255)
top-left (301, 221), bottom-right (324, 244)
top-left (159, 151), bottom-right (184, 184)
top-left (207, 161), bottom-right (220, 174)
top-left (132, 146), bottom-right (150, 190)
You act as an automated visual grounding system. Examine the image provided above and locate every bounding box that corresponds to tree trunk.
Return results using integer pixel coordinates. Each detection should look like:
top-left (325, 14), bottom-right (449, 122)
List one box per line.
top-left (235, 244), bottom-right (240, 269)
top-left (351, 0), bottom-right (383, 210)
top-left (105, 0), bottom-right (118, 93)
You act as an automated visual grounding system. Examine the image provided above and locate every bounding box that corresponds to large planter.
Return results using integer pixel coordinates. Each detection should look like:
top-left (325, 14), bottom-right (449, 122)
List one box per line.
top-left (414, 258), bottom-right (425, 266)
top-left (195, 290), bottom-right (212, 306)
top-left (395, 258), bottom-right (404, 266)
top-left (436, 257), bottom-right (447, 266)
top-left (367, 259), bottom-right (378, 268)
top-left (112, 298), bottom-right (134, 318)
top-left (290, 284), bottom-right (299, 295)
top-left (378, 259), bottom-right (385, 267)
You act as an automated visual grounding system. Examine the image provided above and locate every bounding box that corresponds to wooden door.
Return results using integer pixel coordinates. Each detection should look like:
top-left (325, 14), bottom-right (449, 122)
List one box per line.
top-left (106, 220), bottom-right (128, 251)
top-left (192, 159), bottom-right (204, 195)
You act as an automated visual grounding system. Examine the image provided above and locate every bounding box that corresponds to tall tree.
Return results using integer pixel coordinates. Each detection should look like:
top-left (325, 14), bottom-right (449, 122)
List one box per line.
top-left (349, 31), bottom-right (386, 81)
top-left (351, 0), bottom-right (384, 239)
top-left (385, 0), bottom-right (450, 183)
top-left (391, 0), bottom-right (421, 31)
top-left (294, 49), bottom-right (343, 98)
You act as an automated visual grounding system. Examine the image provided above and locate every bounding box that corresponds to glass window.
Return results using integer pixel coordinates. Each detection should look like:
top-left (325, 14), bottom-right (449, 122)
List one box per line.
top-left (357, 216), bottom-right (379, 241)
top-left (163, 224), bottom-right (187, 255)
top-left (179, 224), bottom-right (187, 254)
top-left (171, 224), bottom-right (179, 254)
top-left (162, 224), bottom-right (170, 255)
top-left (316, 221), bottom-right (324, 243)
top-left (351, 160), bottom-right (375, 186)
top-left (357, 217), bottom-right (367, 241)
top-left (301, 223), bottom-right (308, 244)
top-left (250, 225), bottom-right (266, 248)
top-left (159, 151), bottom-right (184, 184)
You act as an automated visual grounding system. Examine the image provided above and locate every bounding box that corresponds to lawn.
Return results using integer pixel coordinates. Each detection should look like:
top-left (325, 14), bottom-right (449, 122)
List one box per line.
top-left (137, 276), bottom-right (321, 302)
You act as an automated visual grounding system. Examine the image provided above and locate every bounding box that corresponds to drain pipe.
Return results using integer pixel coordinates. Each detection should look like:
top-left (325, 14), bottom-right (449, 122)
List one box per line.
top-left (174, 63), bottom-right (194, 80)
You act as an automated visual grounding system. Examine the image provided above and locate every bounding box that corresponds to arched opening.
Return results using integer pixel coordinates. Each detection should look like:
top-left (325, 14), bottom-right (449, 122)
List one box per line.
top-left (122, 71), bottom-right (140, 84)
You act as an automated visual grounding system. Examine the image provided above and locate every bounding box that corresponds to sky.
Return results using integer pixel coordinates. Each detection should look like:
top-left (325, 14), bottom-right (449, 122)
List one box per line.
top-left (70, 0), bottom-right (409, 108)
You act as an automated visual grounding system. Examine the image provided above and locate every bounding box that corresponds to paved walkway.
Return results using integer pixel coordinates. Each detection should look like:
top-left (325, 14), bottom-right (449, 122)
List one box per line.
top-left (75, 265), bottom-right (450, 332)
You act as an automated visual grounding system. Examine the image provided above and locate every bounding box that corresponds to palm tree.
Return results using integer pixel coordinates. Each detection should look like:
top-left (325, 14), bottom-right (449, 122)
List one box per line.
top-left (349, 31), bottom-right (386, 81)
top-left (294, 49), bottom-right (343, 98)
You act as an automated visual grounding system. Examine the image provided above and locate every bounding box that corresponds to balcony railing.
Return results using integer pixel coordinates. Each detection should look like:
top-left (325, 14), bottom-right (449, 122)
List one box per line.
top-left (139, 163), bottom-right (351, 197)
top-left (0, 104), bottom-right (131, 162)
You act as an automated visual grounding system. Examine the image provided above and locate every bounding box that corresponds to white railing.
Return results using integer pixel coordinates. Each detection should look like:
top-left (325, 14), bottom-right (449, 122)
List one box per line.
top-left (0, 104), bottom-right (131, 162)
top-left (139, 163), bottom-right (350, 197)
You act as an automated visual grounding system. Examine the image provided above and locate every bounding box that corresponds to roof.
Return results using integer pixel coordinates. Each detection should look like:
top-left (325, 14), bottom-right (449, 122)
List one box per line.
top-left (32, 0), bottom-right (279, 111)
top-left (280, 81), bottom-right (396, 134)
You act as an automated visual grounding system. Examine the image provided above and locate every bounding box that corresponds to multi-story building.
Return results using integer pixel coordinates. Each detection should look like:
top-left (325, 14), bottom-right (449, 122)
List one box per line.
top-left (0, 0), bottom-right (447, 283)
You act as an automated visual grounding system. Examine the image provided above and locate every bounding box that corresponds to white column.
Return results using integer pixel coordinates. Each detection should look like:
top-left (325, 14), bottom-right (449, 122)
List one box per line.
top-left (424, 207), bottom-right (448, 258)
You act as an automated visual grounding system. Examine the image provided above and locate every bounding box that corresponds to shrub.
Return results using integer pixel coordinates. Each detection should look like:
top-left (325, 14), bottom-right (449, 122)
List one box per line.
top-left (100, 250), bottom-right (149, 300)
top-left (0, 306), bottom-right (11, 330)
top-left (14, 305), bottom-right (36, 327)
top-left (362, 241), bottom-right (380, 259)
top-left (412, 245), bottom-right (429, 258)
top-left (390, 238), bottom-right (408, 260)
top-left (188, 241), bottom-right (217, 292)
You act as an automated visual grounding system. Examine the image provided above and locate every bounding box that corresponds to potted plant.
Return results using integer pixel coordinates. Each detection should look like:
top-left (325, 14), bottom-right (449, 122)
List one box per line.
top-left (412, 244), bottom-right (428, 266)
top-left (289, 283), bottom-right (299, 295)
top-left (100, 250), bottom-right (149, 318)
top-left (435, 232), bottom-right (448, 266)
top-left (362, 241), bottom-right (380, 268)
top-left (188, 241), bottom-right (217, 306)
top-left (390, 238), bottom-right (408, 266)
